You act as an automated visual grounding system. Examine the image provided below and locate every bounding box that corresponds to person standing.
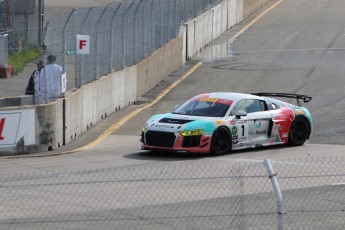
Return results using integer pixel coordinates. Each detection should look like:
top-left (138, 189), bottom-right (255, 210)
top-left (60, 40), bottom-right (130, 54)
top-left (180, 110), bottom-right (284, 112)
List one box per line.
top-left (37, 55), bottom-right (63, 104)
top-left (25, 61), bottom-right (43, 96)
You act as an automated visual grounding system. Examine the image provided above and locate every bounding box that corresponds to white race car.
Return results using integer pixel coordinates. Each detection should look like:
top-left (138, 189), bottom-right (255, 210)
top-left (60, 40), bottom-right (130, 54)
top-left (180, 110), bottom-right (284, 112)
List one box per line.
top-left (141, 92), bottom-right (312, 155)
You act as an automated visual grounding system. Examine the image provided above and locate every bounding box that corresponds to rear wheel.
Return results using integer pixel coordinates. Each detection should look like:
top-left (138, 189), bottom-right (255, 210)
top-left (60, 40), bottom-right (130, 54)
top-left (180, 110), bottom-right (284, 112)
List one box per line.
top-left (210, 127), bottom-right (232, 155)
top-left (288, 117), bottom-right (309, 146)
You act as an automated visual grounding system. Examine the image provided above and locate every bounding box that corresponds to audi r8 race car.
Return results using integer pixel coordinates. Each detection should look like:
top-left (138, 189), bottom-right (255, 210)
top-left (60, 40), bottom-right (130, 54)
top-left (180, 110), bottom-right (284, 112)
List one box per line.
top-left (140, 92), bottom-right (312, 155)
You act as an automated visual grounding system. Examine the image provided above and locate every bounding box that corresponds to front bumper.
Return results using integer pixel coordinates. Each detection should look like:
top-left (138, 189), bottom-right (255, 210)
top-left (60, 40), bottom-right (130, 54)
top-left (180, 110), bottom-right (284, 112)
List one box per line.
top-left (141, 131), bottom-right (211, 153)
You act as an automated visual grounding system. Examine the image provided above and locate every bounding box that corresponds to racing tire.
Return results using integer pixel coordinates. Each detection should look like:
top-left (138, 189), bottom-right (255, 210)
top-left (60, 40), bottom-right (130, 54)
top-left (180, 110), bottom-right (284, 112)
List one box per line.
top-left (210, 127), bottom-right (232, 155)
top-left (288, 116), bottom-right (309, 146)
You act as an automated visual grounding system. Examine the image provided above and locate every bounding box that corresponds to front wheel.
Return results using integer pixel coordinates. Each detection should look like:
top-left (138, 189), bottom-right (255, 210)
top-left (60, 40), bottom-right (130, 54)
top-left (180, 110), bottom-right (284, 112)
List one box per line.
top-left (288, 117), bottom-right (309, 146)
top-left (210, 127), bottom-right (232, 155)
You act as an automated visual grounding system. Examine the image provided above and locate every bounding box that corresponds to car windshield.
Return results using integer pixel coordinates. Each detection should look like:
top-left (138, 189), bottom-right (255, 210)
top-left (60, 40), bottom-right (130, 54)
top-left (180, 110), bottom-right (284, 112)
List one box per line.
top-left (172, 97), bottom-right (232, 117)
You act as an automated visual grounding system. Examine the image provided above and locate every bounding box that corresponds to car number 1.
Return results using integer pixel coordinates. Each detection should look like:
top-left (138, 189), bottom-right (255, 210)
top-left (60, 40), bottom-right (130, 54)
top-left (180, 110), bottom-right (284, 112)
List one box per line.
top-left (237, 121), bottom-right (248, 140)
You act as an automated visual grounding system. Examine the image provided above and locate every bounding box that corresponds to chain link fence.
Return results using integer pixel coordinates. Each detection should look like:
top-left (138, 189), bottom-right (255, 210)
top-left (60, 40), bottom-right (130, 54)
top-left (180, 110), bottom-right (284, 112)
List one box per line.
top-left (0, 0), bottom-right (223, 101)
top-left (0, 157), bottom-right (345, 229)
top-left (56, 0), bottom-right (223, 89)
top-left (0, 0), bottom-right (43, 53)
top-left (0, 0), bottom-right (43, 102)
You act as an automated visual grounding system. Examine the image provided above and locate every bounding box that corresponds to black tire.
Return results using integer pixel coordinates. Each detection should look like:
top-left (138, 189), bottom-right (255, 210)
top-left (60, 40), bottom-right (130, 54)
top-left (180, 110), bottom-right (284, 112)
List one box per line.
top-left (210, 127), bottom-right (232, 155)
top-left (288, 116), bottom-right (309, 146)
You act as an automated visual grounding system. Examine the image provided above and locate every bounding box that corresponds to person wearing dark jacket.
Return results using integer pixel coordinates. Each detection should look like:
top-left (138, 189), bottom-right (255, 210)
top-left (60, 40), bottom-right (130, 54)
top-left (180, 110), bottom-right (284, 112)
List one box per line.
top-left (25, 61), bottom-right (43, 95)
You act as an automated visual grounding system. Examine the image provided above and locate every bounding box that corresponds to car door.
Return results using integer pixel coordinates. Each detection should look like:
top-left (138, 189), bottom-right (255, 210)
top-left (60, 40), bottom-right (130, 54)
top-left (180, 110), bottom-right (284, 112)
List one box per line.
top-left (231, 99), bottom-right (271, 145)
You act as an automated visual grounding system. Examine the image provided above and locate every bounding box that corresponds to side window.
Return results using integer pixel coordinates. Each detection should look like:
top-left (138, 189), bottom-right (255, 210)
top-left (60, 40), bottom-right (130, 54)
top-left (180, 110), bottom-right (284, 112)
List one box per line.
top-left (231, 99), bottom-right (265, 115)
top-left (267, 102), bottom-right (278, 110)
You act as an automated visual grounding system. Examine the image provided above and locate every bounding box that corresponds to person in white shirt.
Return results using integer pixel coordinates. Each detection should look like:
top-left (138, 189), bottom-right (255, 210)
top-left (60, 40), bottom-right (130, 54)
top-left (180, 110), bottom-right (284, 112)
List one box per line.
top-left (37, 55), bottom-right (63, 104)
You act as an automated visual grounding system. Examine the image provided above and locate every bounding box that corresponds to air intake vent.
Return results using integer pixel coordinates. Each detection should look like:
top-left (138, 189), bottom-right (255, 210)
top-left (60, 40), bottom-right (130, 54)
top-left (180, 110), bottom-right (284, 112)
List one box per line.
top-left (159, 118), bottom-right (194, 124)
top-left (145, 131), bottom-right (176, 147)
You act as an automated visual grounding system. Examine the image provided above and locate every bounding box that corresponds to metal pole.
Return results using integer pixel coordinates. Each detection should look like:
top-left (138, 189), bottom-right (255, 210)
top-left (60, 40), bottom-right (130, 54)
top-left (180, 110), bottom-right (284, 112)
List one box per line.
top-left (93, 7), bottom-right (107, 81)
top-left (263, 159), bottom-right (284, 230)
top-left (108, 3), bottom-right (120, 73)
top-left (38, 0), bottom-right (44, 47)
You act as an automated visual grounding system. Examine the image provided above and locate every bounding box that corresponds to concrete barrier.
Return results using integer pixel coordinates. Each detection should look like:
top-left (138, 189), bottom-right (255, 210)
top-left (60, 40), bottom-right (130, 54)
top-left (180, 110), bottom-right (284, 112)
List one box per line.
top-left (236, 0), bottom-right (244, 23)
top-left (0, 0), bottom-right (272, 155)
top-left (228, 0), bottom-right (237, 28)
top-left (36, 100), bottom-right (64, 152)
top-left (221, 1), bottom-right (228, 34)
top-left (185, 20), bottom-right (195, 59)
top-left (212, 5), bottom-right (222, 40)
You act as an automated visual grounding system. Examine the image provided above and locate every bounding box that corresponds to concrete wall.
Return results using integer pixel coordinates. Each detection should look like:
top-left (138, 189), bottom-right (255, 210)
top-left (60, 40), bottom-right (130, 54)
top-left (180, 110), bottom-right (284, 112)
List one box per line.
top-left (36, 101), bottom-right (64, 152)
top-left (228, 0), bottom-right (237, 28)
top-left (0, 0), bottom-right (272, 155)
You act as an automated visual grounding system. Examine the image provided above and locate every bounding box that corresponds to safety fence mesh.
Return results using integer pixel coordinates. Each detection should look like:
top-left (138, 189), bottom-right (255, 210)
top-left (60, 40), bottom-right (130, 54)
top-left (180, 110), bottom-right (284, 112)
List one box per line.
top-left (0, 0), bottom-right (224, 101)
top-left (0, 157), bottom-right (345, 229)
top-left (56, 0), bottom-right (223, 88)
top-left (0, 0), bottom-right (42, 53)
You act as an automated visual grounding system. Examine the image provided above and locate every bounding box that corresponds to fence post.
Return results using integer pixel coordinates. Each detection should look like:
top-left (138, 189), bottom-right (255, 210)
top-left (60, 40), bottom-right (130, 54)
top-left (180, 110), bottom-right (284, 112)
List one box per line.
top-left (263, 159), bottom-right (284, 230)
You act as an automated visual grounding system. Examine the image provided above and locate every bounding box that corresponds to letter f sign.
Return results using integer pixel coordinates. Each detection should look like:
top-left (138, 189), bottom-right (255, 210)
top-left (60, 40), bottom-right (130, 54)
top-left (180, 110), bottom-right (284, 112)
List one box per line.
top-left (79, 40), bottom-right (87, 49)
top-left (76, 35), bottom-right (90, 54)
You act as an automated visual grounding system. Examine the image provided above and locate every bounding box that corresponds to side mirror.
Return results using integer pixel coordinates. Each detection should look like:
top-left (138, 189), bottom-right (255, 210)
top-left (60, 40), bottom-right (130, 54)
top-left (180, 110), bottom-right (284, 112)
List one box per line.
top-left (235, 110), bottom-right (247, 119)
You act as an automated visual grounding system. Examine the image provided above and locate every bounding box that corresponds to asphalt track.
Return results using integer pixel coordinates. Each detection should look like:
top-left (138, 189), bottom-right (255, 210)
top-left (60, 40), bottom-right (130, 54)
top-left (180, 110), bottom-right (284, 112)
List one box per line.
top-left (2, 0), bottom-right (345, 229)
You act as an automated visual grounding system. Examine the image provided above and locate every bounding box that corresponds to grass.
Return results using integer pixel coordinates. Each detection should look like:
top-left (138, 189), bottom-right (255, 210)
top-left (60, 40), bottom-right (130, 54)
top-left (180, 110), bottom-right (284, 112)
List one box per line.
top-left (8, 47), bottom-right (41, 75)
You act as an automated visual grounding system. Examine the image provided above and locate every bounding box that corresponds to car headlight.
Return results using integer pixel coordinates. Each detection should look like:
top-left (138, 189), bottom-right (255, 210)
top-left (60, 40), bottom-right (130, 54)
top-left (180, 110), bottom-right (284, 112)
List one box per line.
top-left (179, 129), bottom-right (204, 136)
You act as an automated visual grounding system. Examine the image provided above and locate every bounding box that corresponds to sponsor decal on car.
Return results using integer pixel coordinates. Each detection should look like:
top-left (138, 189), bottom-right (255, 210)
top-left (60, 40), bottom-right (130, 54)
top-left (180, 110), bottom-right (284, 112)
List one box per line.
top-left (155, 125), bottom-right (173, 129)
top-left (231, 126), bottom-right (238, 135)
top-left (199, 97), bottom-right (219, 103)
top-left (256, 130), bottom-right (267, 135)
top-left (295, 109), bottom-right (304, 115)
top-left (216, 120), bottom-right (226, 125)
top-left (254, 119), bottom-right (261, 129)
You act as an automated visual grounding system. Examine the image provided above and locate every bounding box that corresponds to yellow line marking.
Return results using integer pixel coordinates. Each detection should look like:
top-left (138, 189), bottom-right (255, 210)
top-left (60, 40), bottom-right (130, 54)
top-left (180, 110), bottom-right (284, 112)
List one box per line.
top-left (233, 0), bottom-right (285, 39)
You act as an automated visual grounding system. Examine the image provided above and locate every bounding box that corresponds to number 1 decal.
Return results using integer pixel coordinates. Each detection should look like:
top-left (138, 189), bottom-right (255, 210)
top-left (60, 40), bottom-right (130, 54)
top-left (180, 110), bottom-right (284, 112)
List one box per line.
top-left (238, 121), bottom-right (248, 140)
top-left (241, 125), bottom-right (245, 136)
top-left (0, 118), bottom-right (5, 141)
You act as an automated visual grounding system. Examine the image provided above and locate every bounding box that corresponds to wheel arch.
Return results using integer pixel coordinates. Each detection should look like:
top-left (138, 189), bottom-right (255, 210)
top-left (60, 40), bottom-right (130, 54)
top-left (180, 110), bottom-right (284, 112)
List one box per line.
top-left (295, 115), bottom-right (312, 139)
top-left (210, 126), bottom-right (233, 155)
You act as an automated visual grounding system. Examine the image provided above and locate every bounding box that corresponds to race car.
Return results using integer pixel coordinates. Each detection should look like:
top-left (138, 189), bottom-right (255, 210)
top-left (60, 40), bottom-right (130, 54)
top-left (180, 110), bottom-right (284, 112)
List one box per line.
top-left (140, 92), bottom-right (312, 155)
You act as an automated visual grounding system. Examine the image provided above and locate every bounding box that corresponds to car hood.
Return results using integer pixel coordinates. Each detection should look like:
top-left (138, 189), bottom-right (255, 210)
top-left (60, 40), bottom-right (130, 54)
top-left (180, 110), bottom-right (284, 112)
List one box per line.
top-left (144, 113), bottom-right (218, 134)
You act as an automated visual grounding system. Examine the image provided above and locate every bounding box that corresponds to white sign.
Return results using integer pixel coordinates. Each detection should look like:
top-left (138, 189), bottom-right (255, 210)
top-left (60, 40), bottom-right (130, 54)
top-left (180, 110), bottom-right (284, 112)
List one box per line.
top-left (0, 110), bottom-right (36, 147)
top-left (61, 72), bottom-right (67, 93)
top-left (76, 35), bottom-right (90, 54)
